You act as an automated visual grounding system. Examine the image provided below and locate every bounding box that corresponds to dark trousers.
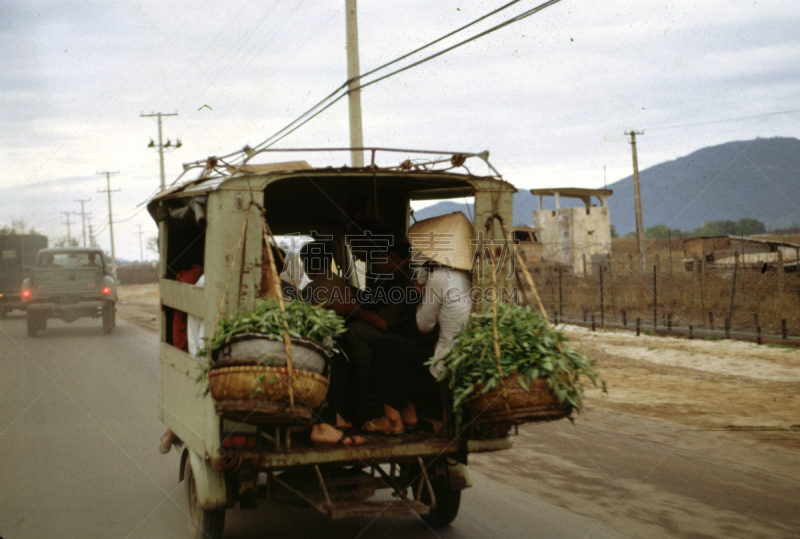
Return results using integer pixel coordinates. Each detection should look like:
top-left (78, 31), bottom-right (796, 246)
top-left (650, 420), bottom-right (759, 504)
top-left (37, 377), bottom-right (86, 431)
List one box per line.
top-left (371, 336), bottom-right (437, 414)
top-left (320, 348), bottom-right (355, 425)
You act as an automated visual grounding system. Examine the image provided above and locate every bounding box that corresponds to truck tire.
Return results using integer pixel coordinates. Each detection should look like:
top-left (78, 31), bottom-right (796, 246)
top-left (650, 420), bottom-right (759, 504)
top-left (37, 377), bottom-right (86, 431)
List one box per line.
top-left (419, 476), bottom-right (461, 528)
top-left (26, 312), bottom-right (38, 337)
top-left (184, 458), bottom-right (225, 539)
top-left (102, 303), bottom-right (114, 335)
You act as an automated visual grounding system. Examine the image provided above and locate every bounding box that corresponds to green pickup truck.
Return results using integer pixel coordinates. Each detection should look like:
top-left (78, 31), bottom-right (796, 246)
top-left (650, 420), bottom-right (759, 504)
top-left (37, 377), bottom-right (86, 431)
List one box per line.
top-left (22, 248), bottom-right (117, 337)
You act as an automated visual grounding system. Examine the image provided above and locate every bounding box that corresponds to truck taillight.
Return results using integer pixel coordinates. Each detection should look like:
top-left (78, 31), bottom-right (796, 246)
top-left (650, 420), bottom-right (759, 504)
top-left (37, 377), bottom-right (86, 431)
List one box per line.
top-left (22, 289), bottom-right (31, 299)
top-left (102, 287), bottom-right (111, 295)
top-left (222, 435), bottom-right (257, 449)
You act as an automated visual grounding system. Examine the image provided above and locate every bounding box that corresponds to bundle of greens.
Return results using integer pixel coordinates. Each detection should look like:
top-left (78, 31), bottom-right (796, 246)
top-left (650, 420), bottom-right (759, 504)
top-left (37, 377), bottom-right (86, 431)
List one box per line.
top-left (204, 298), bottom-right (347, 357)
top-left (431, 302), bottom-right (600, 421)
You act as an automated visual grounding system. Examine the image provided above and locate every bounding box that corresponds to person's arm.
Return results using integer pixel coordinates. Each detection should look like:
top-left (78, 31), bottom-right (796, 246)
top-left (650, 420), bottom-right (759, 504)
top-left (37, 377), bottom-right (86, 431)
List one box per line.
top-left (416, 272), bottom-right (443, 334)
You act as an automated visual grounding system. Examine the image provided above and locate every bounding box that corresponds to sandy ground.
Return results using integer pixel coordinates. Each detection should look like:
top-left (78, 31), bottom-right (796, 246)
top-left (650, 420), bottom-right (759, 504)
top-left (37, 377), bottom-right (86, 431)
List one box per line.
top-left (116, 284), bottom-right (160, 333)
top-left (115, 285), bottom-right (800, 537)
top-left (566, 324), bottom-right (799, 441)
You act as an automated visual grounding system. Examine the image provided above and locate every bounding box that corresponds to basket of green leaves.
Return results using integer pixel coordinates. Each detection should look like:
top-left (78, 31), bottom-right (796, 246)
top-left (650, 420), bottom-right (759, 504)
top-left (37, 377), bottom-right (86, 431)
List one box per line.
top-left (433, 302), bottom-right (599, 437)
top-left (200, 298), bottom-right (347, 425)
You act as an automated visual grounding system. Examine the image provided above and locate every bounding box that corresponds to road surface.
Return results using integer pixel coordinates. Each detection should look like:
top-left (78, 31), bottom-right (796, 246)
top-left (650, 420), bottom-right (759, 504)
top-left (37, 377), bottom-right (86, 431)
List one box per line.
top-left (1, 309), bottom-right (797, 538)
top-left (0, 313), bottom-right (616, 539)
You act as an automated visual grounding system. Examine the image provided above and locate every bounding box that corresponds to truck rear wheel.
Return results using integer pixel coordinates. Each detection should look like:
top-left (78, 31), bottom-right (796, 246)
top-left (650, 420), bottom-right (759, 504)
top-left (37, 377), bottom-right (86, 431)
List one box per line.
top-left (419, 476), bottom-right (461, 527)
top-left (184, 458), bottom-right (225, 539)
top-left (102, 303), bottom-right (114, 335)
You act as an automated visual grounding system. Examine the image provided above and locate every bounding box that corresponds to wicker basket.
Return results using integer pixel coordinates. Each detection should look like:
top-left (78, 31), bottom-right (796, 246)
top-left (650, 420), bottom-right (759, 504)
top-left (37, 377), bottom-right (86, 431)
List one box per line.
top-left (467, 376), bottom-right (572, 437)
top-left (208, 363), bottom-right (328, 425)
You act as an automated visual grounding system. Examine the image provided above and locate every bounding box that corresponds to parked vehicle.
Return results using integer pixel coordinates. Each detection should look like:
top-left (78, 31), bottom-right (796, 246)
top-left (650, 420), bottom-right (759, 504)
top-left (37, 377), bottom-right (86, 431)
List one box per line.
top-left (147, 148), bottom-right (518, 539)
top-left (22, 247), bottom-right (117, 337)
top-left (0, 233), bottom-right (48, 318)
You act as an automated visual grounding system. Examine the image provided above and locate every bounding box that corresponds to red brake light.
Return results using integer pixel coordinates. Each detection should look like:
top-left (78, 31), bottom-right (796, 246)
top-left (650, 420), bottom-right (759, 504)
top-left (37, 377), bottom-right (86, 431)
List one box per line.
top-left (102, 287), bottom-right (111, 295)
top-left (22, 289), bottom-right (31, 299)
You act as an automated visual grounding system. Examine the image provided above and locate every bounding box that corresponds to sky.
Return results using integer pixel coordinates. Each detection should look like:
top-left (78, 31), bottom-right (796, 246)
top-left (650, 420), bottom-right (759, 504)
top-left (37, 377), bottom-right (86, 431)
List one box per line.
top-left (1, 0), bottom-right (799, 261)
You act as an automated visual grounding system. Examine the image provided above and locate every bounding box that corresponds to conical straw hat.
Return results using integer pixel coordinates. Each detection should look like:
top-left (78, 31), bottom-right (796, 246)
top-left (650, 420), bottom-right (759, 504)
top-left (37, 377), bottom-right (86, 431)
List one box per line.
top-left (409, 212), bottom-right (473, 271)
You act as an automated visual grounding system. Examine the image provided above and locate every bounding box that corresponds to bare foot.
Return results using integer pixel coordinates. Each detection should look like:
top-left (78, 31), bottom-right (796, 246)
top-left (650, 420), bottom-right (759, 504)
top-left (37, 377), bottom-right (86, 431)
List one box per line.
top-left (310, 423), bottom-right (364, 446)
top-left (401, 402), bottom-right (418, 427)
top-left (362, 415), bottom-right (404, 435)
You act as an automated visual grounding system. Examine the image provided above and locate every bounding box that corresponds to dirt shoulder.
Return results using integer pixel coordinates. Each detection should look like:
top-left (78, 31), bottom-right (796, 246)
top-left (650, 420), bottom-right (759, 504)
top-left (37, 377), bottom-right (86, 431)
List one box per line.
top-left (116, 284), bottom-right (160, 334)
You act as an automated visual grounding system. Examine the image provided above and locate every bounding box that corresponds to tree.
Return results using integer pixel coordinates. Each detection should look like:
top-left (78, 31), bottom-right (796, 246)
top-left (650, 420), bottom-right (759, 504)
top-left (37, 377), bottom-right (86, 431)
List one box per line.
top-left (610, 225), bottom-right (619, 238)
top-left (0, 219), bottom-right (40, 235)
top-left (645, 224), bottom-right (684, 239)
top-left (54, 237), bottom-right (80, 247)
top-left (734, 218), bottom-right (766, 236)
top-left (692, 218), bottom-right (765, 237)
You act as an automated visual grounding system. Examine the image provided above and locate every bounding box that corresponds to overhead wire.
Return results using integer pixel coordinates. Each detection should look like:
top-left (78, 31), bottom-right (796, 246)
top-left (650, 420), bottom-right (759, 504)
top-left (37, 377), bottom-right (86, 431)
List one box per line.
top-left (239, 0), bottom-right (563, 159)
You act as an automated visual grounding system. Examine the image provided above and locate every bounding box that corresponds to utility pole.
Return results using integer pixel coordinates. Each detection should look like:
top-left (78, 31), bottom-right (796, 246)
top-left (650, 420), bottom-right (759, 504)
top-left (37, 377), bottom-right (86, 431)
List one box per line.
top-left (74, 198), bottom-right (90, 247)
top-left (627, 130), bottom-right (646, 273)
top-left (87, 216), bottom-right (96, 248)
top-left (141, 112), bottom-right (179, 190)
top-left (97, 171), bottom-right (120, 265)
top-left (345, 0), bottom-right (365, 167)
top-left (137, 224), bottom-right (144, 262)
top-left (61, 212), bottom-right (74, 246)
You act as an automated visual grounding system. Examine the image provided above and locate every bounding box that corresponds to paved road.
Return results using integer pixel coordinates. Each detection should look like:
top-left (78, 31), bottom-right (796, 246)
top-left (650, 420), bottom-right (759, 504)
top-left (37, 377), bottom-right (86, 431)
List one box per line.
top-left (0, 314), bottom-right (616, 539)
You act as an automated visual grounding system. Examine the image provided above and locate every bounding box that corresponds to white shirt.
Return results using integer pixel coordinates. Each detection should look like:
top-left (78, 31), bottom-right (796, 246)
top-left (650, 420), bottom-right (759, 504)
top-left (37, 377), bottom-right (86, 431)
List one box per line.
top-left (187, 275), bottom-right (205, 358)
top-left (416, 268), bottom-right (472, 377)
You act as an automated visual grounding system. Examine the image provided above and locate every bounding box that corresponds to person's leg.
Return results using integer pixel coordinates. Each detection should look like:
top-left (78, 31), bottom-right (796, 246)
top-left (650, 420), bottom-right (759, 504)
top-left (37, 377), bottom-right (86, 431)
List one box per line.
top-left (343, 321), bottom-right (387, 423)
top-left (319, 348), bottom-right (353, 425)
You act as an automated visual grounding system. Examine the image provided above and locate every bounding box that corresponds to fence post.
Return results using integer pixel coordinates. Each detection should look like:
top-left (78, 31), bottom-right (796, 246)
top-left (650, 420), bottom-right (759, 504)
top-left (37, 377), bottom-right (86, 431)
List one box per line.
top-left (709, 311), bottom-right (714, 331)
top-left (781, 319), bottom-right (787, 340)
top-left (628, 254), bottom-right (634, 276)
top-left (727, 254), bottom-right (738, 335)
top-left (667, 313), bottom-right (672, 332)
top-left (599, 266), bottom-right (605, 329)
top-left (655, 254), bottom-right (661, 276)
top-left (558, 269), bottom-right (563, 324)
top-left (583, 308), bottom-right (587, 323)
top-left (622, 309), bottom-right (627, 327)
top-left (688, 325), bottom-right (694, 339)
top-left (698, 256), bottom-right (705, 322)
top-left (777, 250), bottom-right (784, 295)
top-left (591, 314), bottom-right (596, 331)
top-left (653, 264), bottom-right (658, 331)
top-left (636, 317), bottom-right (640, 336)
top-left (754, 313), bottom-right (761, 345)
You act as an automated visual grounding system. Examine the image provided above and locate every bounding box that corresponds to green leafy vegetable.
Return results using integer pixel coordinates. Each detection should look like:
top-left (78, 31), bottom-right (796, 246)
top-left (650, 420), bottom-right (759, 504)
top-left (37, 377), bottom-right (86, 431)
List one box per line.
top-left (430, 302), bottom-right (600, 422)
top-left (196, 298), bottom-right (347, 389)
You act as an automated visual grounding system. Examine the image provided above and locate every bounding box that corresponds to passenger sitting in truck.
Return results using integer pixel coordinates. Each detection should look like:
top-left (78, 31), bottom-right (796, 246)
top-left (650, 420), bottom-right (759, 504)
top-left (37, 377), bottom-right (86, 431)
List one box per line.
top-left (297, 241), bottom-right (364, 446)
top-left (84, 253), bottom-right (100, 267)
top-left (343, 226), bottom-right (423, 426)
top-left (363, 212), bottom-right (473, 435)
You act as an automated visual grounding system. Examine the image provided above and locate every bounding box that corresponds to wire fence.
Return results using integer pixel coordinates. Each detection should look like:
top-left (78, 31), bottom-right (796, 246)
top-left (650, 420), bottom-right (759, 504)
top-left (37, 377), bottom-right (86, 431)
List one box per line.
top-left (522, 264), bottom-right (800, 342)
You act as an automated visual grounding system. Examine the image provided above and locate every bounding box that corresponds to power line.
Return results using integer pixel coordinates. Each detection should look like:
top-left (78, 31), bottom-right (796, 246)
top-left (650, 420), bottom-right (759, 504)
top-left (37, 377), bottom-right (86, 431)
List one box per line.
top-left (644, 107), bottom-right (800, 132)
top-left (243, 0), bottom-right (563, 157)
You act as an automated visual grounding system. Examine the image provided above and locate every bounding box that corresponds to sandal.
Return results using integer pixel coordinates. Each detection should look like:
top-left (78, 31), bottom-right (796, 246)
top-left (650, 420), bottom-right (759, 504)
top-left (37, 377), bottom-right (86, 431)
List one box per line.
top-left (362, 419), bottom-right (403, 436)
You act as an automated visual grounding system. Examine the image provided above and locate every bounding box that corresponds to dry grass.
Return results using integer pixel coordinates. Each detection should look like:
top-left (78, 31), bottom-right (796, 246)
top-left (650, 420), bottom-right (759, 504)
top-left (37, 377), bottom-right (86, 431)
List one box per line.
top-left (530, 236), bottom-right (800, 336)
top-left (116, 283), bottom-right (160, 304)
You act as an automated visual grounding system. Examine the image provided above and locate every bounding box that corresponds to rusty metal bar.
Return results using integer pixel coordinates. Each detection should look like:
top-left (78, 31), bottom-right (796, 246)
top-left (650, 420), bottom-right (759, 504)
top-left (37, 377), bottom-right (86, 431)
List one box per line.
top-left (313, 465), bottom-right (332, 509)
top-left (417, 457), bottom-right (436, 510)
top-left (267, 472), bottom-right (329, 516)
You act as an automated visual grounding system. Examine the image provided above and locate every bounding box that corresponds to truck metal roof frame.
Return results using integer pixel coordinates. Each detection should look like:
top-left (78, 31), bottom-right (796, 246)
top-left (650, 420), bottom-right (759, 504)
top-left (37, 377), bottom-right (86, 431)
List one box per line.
top-left (147, 147), bottom-right (514, 216)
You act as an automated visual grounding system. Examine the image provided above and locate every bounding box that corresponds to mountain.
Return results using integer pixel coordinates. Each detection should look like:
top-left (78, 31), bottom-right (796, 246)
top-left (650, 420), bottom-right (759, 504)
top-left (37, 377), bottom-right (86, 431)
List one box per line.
top-left (414, 137), bottom-right (800, 233)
